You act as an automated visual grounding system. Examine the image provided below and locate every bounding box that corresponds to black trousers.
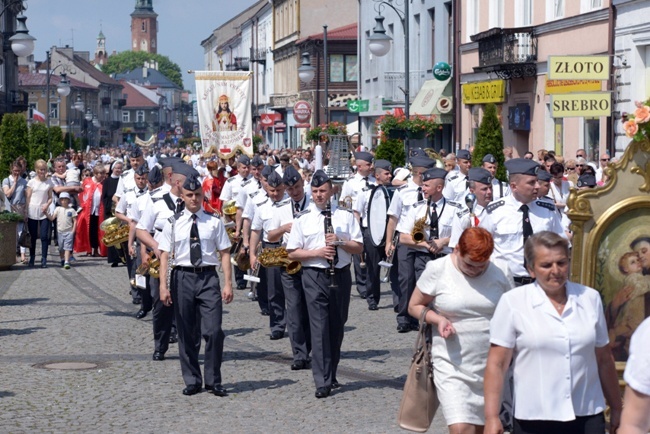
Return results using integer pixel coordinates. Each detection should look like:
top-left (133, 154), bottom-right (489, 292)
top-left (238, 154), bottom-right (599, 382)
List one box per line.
top-left (352, 246), bottom-right (366, 297)
top-left (171, 268), bottom-right (225, 388)
top-left (362, 228), bottom-right (384, 306)
top-left (414, 251), bottom-right (446, 280)
top-left (264, 242), bottom-right (286, 334)
top-left (134, 246), bottom-right (152, 312)
top-left (301, 266), bottom-right (351, 389)
top-left (89, 215), bottom-right (99, 249)
top-left (396, 242), bottom-right (417, 326)
top-left (281, 268), bottom-right (311, 362)
top-left (513, 413), bottom-right (605, 434)
top-left (149, 275), bottom-right (174, 354)
top-left (255, 264), bottom-right (269, 312)
top-left (27, 218), bottom-right (50, 262)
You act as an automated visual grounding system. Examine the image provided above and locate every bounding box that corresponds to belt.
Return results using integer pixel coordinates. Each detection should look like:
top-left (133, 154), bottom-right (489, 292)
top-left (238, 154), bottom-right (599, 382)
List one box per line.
top-left (174, 265), bottom-right (217, 273)
top-left (513, 276), bottom-right (535, 285)
top-left (303, 264), bottom-right (351, 271)
top-left (262, 241), bottom-right (281, 247)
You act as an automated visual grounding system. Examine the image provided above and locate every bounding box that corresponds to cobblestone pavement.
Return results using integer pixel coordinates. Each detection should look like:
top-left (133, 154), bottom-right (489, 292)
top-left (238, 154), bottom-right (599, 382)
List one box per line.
top-left (0, 252), bottom-right (447, 433)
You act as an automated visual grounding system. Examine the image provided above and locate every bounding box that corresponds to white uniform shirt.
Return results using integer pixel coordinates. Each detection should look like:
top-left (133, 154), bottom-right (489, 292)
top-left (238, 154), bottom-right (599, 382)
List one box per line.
top-left (352, 182), bottom-right (378, 228)
top-left (241, 188), bottom-right (268, 221)
top-left (136, 190), bottom-right (181, 242)
top-left (114, 169), bottom-right (136, 199)
top-left (448, 203), bottom-right (487, 249)
top-left (145, 155), bottom-right (158, 169)
top-left (388, 180), bottom-right (424, 234)
top-left (219, 173), bottom-right (250, 202)
top-left (623, 317), bottom-right (650, 396)
top-left (115, 187), bottom-right (147, 217)
top-left (442, 171), bottom-right (469, 202)
top-left (340, 172), bottom-right (377, 210)
top-left (490, 282), bottom-right (609, 421)
top-left (268, 196), bottom-right (310, 245)
top-left (158, 208), bottom-right (231, 267)
top-left (286, 203), bottom-right (362, 269)
top-left (129, 187), bottom-right (160, 222)
top-left (251, 196), bottom-right (290, 242)
top-left (491, 178), bottom-right (511, 200)
top-left (401, 197), bottom-right (460, 253)
top-left (479, 194), bottom-right (565, 277)
top-left (549, 180), bottom-right (572, 212)
top-left (235, 177), bottom-right (262, 210)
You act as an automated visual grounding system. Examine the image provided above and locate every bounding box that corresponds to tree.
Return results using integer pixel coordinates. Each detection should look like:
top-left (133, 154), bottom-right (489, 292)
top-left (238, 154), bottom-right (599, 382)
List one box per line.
top-left (472, 103), bottom-right (507, 182)
top-left (28, 123), bottom-right (48, 168)
top-left (102, 51), bottom-right (183, 89)
top-left (50, 126), bottom-right (65, 159)
top-left (0, 114), bottom-right (29, 179)
top-left (375, 138), bottom-right (405, 170)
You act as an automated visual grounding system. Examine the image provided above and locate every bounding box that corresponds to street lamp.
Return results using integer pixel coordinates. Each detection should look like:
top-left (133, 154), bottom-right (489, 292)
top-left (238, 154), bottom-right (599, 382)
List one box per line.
top-left (45, 50), bottom-right (75, 158)
top-left (74, 93), bottom-right (84, 112)
top-left (298, 52), bottom-right (315, 84)
top-left (369, 0), bottom-right (411, 153)
top-left (9, 12), bottom-right (36, 57)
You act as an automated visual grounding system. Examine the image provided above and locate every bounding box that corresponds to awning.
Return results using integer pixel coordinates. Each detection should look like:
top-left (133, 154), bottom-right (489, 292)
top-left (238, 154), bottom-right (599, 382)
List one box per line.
top-left (409, 78), bottom-right (453, 123)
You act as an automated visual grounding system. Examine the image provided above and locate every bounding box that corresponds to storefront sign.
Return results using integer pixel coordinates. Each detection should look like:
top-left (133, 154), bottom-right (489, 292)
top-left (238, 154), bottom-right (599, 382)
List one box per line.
top-left (433, 62), bottom-right (452, 81)
top-left (551, 92), bottom-right (611, 118)
top-left (548, 56), bottom-right (609, 81)
top-left (461, 80), bottom-right (506, 104)
top-left (545, 79), bottom-right (602, 95)
top-left (293, 101), bottom-right (312, 123)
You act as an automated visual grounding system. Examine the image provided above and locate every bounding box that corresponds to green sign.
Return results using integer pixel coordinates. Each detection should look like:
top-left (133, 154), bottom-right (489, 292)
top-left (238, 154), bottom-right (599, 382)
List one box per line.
top-left (433, 62), bottom-right (452, 81)
top-left (347, 99), bottom-right (369, 113)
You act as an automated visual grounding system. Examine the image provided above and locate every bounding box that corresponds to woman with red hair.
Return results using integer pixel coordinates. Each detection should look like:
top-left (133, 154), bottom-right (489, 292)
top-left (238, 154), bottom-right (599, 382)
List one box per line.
top-left (408, 227), bottom-right (514, 434)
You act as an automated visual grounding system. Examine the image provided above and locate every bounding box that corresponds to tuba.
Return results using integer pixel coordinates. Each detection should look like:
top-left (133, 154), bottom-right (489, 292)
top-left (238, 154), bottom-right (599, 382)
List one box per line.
top-left (257, 246), bottom-right (302, 275)
top-left (222, 200), bottom-right (237, 219)
top-left (101, 217), bottom-right (130, 262)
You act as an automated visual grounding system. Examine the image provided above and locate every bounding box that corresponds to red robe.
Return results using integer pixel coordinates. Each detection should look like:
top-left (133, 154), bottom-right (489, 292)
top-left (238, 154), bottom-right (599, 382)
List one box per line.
top-left (74, 176), bottom-right (107, 256)
top-left (202, 174), bottom-right (224, 214)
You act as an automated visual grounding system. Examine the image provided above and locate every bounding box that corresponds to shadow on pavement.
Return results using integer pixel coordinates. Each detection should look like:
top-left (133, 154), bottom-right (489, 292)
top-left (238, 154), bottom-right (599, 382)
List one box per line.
top-left (0, 298), bottom-right (49, 306)
top-left (223, 350), bottom-right (283, 362)
top-left (227, 327), bottom-right (259, 337)
top-left (0, 391), bottom-right (16, 398)
top-left (337, 375), bottom-right (406, 393)
top-left (228, 378), bottom-right (297, 394)
top-left (341, 349), bottom-right (390, 360)
top-left (104, 311), bottom-right (134, 318)
top-left (0, 326), bottom-right (46, 337)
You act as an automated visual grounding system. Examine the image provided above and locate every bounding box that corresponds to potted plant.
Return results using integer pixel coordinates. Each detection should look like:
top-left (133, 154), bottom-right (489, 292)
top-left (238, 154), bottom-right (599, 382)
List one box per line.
top-left (405, 115), bottom-right (429, 139)
top-left (306, 122), bottom-right (348, 143)
top-left (0, 211), bottom-right (24, 270)
top-left (377, 112), bottom-right (408, 140)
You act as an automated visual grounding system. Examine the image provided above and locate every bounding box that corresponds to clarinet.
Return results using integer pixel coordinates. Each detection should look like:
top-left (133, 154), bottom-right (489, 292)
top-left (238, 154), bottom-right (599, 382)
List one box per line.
top-left (324, 202), bottom-right (338, 288)
top-left (167, 216), bottom-right (176, 293)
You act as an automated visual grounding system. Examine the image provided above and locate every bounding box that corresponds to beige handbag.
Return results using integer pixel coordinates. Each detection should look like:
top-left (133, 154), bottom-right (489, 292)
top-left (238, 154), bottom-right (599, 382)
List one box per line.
top-left (397, 307), bottom-right (439, 432)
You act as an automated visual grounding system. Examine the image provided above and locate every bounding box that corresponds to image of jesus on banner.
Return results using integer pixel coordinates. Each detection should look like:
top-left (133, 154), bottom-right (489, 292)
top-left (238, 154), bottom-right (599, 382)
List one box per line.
top-left (212, 94), bottom-right (237, 132)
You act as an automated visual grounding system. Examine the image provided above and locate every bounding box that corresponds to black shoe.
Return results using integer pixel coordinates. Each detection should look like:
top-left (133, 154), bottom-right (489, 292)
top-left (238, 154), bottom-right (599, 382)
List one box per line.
top-left (410, 323), bottom-right (420, 331)
top-left (236, 282), bottom-right (247, 290)
top-left (397, 324), bottom-right (411, 333)
top-left (270, 331), bottom-right (284, 340)
top-left (357, 292), bottom-right (367, 299)
top-left (291, 360), bottom-right (310, 371)
top-left (132, 298), bottom-right (142, 305)
top-left (260, 308), bottom-right (270, 316)
top-left (331, 381), bottom-right (341, 389)
top-left (315, 386), bottom-right (331, 398)
top-left (169, 334), bottom-right (178, 344)
top-left (182, 384), bottom-right (202, 396)
top-left (152, 351), bottom-right (165, 361)
top-left (135, 309), bottom-right (148, 319)
top-left (368, 302), bottom-right (378, 311)
top-left (111, 262), bottom-right (119, 268)
top-left (393, 305), bottom-right (399, 313)
top-left (206, 384), bottom-right (228, 397)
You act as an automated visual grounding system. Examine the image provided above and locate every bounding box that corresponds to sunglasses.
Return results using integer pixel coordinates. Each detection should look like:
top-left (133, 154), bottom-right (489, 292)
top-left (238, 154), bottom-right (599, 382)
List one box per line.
top-left (600, 158), bottom-right (610, 161)
top-left (566, 167), bottom-right (576, 170)
top-left (576, 164), bottom-right (585, 167)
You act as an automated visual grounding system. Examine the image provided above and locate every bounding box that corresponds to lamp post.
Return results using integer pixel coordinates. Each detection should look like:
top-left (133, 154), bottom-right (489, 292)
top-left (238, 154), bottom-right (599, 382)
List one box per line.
top-left (45, 50), bottom-right (73, 158)
top-left (368, 0), bottom-right (410, 155)
top-left (297, 25), bottom-right (330, 125)
top-left (1, 3), bottom-right (35, 114)
top-left (84, 109), bottom-right (93, 149)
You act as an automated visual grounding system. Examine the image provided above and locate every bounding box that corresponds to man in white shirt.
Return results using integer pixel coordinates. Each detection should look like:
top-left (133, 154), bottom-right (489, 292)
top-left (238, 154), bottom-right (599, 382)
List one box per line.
top-left (442, 149), bottom-right (471, 202)
top-left (449, 167), bottom-right (494, 249)
top-left (113, 147), bottom-right (146, 205)
top-left (481, 154), bottom-right (510, 200)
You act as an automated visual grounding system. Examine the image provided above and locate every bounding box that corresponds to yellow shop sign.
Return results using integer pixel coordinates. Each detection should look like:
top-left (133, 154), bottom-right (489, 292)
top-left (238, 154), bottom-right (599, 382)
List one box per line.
top-left (548, 56), bottom-right (609, 80)
top-left (551, 92), bottom-right (611, 118)
top-left (545, 79), bottom-right (602, 95)
top-left (462, 80), bottom-right (506, 104)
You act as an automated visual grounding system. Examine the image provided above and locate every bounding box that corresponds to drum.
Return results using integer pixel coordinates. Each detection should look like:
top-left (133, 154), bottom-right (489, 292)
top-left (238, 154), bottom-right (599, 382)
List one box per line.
top-left (367, 185), bottom-right (390, 247)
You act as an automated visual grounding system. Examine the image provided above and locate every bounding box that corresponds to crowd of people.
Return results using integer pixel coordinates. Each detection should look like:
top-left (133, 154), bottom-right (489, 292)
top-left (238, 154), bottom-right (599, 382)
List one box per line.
top-left (2, 140), bottom-right (648, 434)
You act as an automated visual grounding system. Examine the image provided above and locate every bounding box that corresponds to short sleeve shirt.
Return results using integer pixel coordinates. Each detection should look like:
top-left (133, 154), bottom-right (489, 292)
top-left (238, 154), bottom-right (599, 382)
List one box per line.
top-left (623, 317), bottom-right (650, 396)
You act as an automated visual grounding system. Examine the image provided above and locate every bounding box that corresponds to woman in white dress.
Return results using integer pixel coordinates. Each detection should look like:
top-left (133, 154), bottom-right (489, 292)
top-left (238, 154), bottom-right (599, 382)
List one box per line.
top-left (25, 159), bottom-right (53, 268)
top-left (408, 227), bottom-right (513, 434)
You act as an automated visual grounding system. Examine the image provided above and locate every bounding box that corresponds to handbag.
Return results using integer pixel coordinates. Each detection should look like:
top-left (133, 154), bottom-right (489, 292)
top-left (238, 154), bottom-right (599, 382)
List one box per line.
top-left (18, 229), bottom-right (31, 248)
top-left (397, 307), bottom-right (439, 432)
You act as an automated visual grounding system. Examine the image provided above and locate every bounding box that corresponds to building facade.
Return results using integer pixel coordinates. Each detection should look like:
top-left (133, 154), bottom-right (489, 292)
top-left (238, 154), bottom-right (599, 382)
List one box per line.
top-left (131, 0), bottom-right (158, 54)
top-left (0, 0), bottom-right (30, 117)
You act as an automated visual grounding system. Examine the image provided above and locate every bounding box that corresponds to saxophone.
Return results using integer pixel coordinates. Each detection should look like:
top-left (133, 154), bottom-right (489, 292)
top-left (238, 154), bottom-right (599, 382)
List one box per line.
top-left (257, 246), bottom-right (302, 274)
top-left (411, 202), bottom-right (430, 244)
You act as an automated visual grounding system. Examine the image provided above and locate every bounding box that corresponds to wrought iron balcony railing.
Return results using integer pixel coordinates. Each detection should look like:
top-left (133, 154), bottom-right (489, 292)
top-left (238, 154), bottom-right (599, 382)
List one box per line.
top-left (471, 27), bottom-right (537, 79)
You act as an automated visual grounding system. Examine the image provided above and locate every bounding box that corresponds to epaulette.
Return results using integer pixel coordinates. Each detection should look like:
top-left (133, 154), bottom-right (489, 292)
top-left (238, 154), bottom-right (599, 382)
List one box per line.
top-left (256, 198), bottom-right (268, 207)
top-left (397, 183), bottom-right (409, 189)
top-left (273, 199), bottom-right (291, 208)
top-left (447, 174), bottom-right (459, 181)
top-left (167, 212), bottom-right (182, 223)
top-left (227, 177), bottom-right (237, 183)
top-left (149, 187), bottom-right (162, 195)
top-left (456, 208), bottom-right (470, 218)
top-left (120, 171), bottom-right (130, 177)
top-left (413, 199), bottom-right (427, 208)
top-left (205, 211), bottom-right (220, 218)
top-left (447, 200), bottom-right (462, 208)
top-left (361, 186), bottom-right (372, 192)
top-left (486, 199), bottom-right (505, 213)
top-left (123, 187), bottom-right (135, 194)
top-left (295, 209), bottom-right (311, 218)
top-left (241, 178), bottom-right (253, 187)
top-left (152, 196), bottom-right (164, 203)
top-left (249, 191), bottom-right (259, 198)
top-left (536, 200), bottom-right (556, 211)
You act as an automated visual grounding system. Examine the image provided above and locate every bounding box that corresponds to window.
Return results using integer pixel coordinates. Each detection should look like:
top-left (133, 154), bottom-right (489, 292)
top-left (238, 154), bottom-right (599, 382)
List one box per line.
top-left (142, 21), bottom-right (146, 32)
top-left (490, 0), bottom-right (504, 28)
top-left (547, 0), bottom-right (564, 20)
top-left (50, 102), bottom-right (59, 119)
top-left (516, 0), bottom-right (533, 27)
top-left (466, 0), bottom-right (479, 42)
top-left (429, 9), bottom-right (435, 66)
top-left (329, 54), bottom-right (357, 83)
top-left (584, 118), bottom-right (600, 160)
top-left (136, 110), bottom-right (145, 122)
top-left (581, 0), bottom-right (602, 12)
top-left (122, 111), bottom-right (130, 122)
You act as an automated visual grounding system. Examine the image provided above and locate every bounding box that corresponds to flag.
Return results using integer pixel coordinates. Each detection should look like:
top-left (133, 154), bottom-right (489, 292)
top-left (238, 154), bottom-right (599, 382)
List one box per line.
top-left (32, 109), bottom-right (45, 123)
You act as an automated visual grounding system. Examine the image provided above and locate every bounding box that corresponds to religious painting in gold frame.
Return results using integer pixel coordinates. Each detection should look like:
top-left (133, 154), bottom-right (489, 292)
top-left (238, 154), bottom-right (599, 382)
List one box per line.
top-left (567, 139), bottom-right (650, 363)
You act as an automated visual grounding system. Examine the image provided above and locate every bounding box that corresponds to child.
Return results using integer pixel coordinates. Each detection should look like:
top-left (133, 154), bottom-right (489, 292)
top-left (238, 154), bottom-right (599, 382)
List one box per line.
top-left (47, 192), bottom-right (77, 269)
top-left (65, 164), bottom-right (81, 210)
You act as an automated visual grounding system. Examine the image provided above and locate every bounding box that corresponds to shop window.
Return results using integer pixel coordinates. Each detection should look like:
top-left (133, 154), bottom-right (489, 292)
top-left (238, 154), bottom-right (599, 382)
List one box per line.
top-left (584, 118), bottom-right (600, 161)
top-left (330, 54), bottom-right (358, 83)
top-left (554, 118), bottom-right (563, 156)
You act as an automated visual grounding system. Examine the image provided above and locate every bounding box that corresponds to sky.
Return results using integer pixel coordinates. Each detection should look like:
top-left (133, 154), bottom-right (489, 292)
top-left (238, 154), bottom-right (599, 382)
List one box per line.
top-left (24, 0), bottom-right (261, 93)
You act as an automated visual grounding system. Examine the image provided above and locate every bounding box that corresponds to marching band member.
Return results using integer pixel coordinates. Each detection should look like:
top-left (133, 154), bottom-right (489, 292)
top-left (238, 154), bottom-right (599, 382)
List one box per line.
top-left (158, 171), bottom-right (233, 397)
top-left (479, 158), bottom-right (566, 286)
top-left (354, 159), bottom-right (393, 311)
top-left (136, 162), bottom-right (193, 361)
top-left (286, 170), bottom-right (363, 398)
top-left (250, 171), bottom-right (288, 340)
top-left (235, 155), bottom-right (265, 239)
top-left (114, 165), bottom-right (149, 318)
top-left (443, 149), bottom-right (471, 202)
top-left (220, 154), bottom-right (252, 289)
top-left (449, 167), bottom-right (494, 249)
top-left (113, 147), bottom-right (146, 205)
top-left (481, 154), bottom-right (510, 200)
top-left (386, 155), bottom-right (435, 333)
top-left (339, 151), bottom-right (376, 299)
top-left (400, 167), bottom-right (460, 278)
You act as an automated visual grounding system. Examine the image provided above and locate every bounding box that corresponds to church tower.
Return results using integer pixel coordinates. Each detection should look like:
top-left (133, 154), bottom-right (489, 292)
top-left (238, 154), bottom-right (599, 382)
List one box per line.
top-left (130, 0), bottom-right (158, 54)
top-left (94, 29), bottom-right (107, 66)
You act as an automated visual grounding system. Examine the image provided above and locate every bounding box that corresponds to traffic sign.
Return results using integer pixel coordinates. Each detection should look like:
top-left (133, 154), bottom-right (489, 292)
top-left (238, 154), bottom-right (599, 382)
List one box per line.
top-left (347, 99), bottom-right (369, 113)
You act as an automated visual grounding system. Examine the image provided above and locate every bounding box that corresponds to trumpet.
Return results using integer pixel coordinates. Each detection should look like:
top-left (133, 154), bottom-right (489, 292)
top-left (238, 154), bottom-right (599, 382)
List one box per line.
top-left (257, 246), bottom-right (302, 274)
top-left (136, 251), bottom-right (160, 278)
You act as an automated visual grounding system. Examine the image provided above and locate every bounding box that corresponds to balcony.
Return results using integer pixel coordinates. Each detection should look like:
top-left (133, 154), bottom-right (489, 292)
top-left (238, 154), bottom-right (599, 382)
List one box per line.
top-left (101, 97), bottom-right (111, 106)
top-left (134, 121), bottom-right (148, 130)
top-left (226, 57), bottom-right (250, 71)
top-left (471, 27), bottom-right (538, 79)
top-left (383, 71), bottom-right (428, 104)
top-left (250, 47), bottom-right (267, 64)
top-left (118, 98), bottom-right (127, 107)
top-left (10, 90), bottom-right (29, 112)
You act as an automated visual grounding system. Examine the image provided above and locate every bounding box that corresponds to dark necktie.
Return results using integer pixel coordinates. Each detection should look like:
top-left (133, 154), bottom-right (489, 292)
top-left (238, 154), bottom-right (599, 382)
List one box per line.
top-left (465, 176), bottom-right (469, 190)
top-left (190, 214), bottom-right (202, 267)
top-left (176, 198), bottom-right (184, 213)
top-left (521, 204), bottom-right (533, 246)
top-left (429, 202), bottom-right (439, 239)
top-left (417, 188), bottom-right (423, 202)
top-left (363, 176), bottom-right (370, 189)
top-left (294, 201), bottom-right (301, 214)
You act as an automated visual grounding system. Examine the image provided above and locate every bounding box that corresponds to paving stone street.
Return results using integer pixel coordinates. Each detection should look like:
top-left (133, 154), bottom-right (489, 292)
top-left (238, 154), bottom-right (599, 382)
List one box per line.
top-left (0, 254), bottom-right (447, 433)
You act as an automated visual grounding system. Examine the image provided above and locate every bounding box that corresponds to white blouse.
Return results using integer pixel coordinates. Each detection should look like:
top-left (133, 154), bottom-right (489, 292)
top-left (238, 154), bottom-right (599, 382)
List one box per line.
top-left (26, 178), bottom-right (52, 220)
top-left (623, 317), bottom-right (650, 396)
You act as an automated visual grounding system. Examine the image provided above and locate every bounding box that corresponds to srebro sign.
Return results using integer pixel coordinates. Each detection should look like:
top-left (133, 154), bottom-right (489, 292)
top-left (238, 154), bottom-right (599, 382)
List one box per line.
top-left (548, 56), bottom-right (609, 81)
top-left (551, 92), bottom-right (611, 118)
top-left (462, 80), bottom-right (506, 104)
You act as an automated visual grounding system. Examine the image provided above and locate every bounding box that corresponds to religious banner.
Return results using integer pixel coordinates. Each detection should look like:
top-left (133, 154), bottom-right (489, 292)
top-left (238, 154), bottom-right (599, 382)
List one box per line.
top-left (195, 70), bottom-right (253, 158)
